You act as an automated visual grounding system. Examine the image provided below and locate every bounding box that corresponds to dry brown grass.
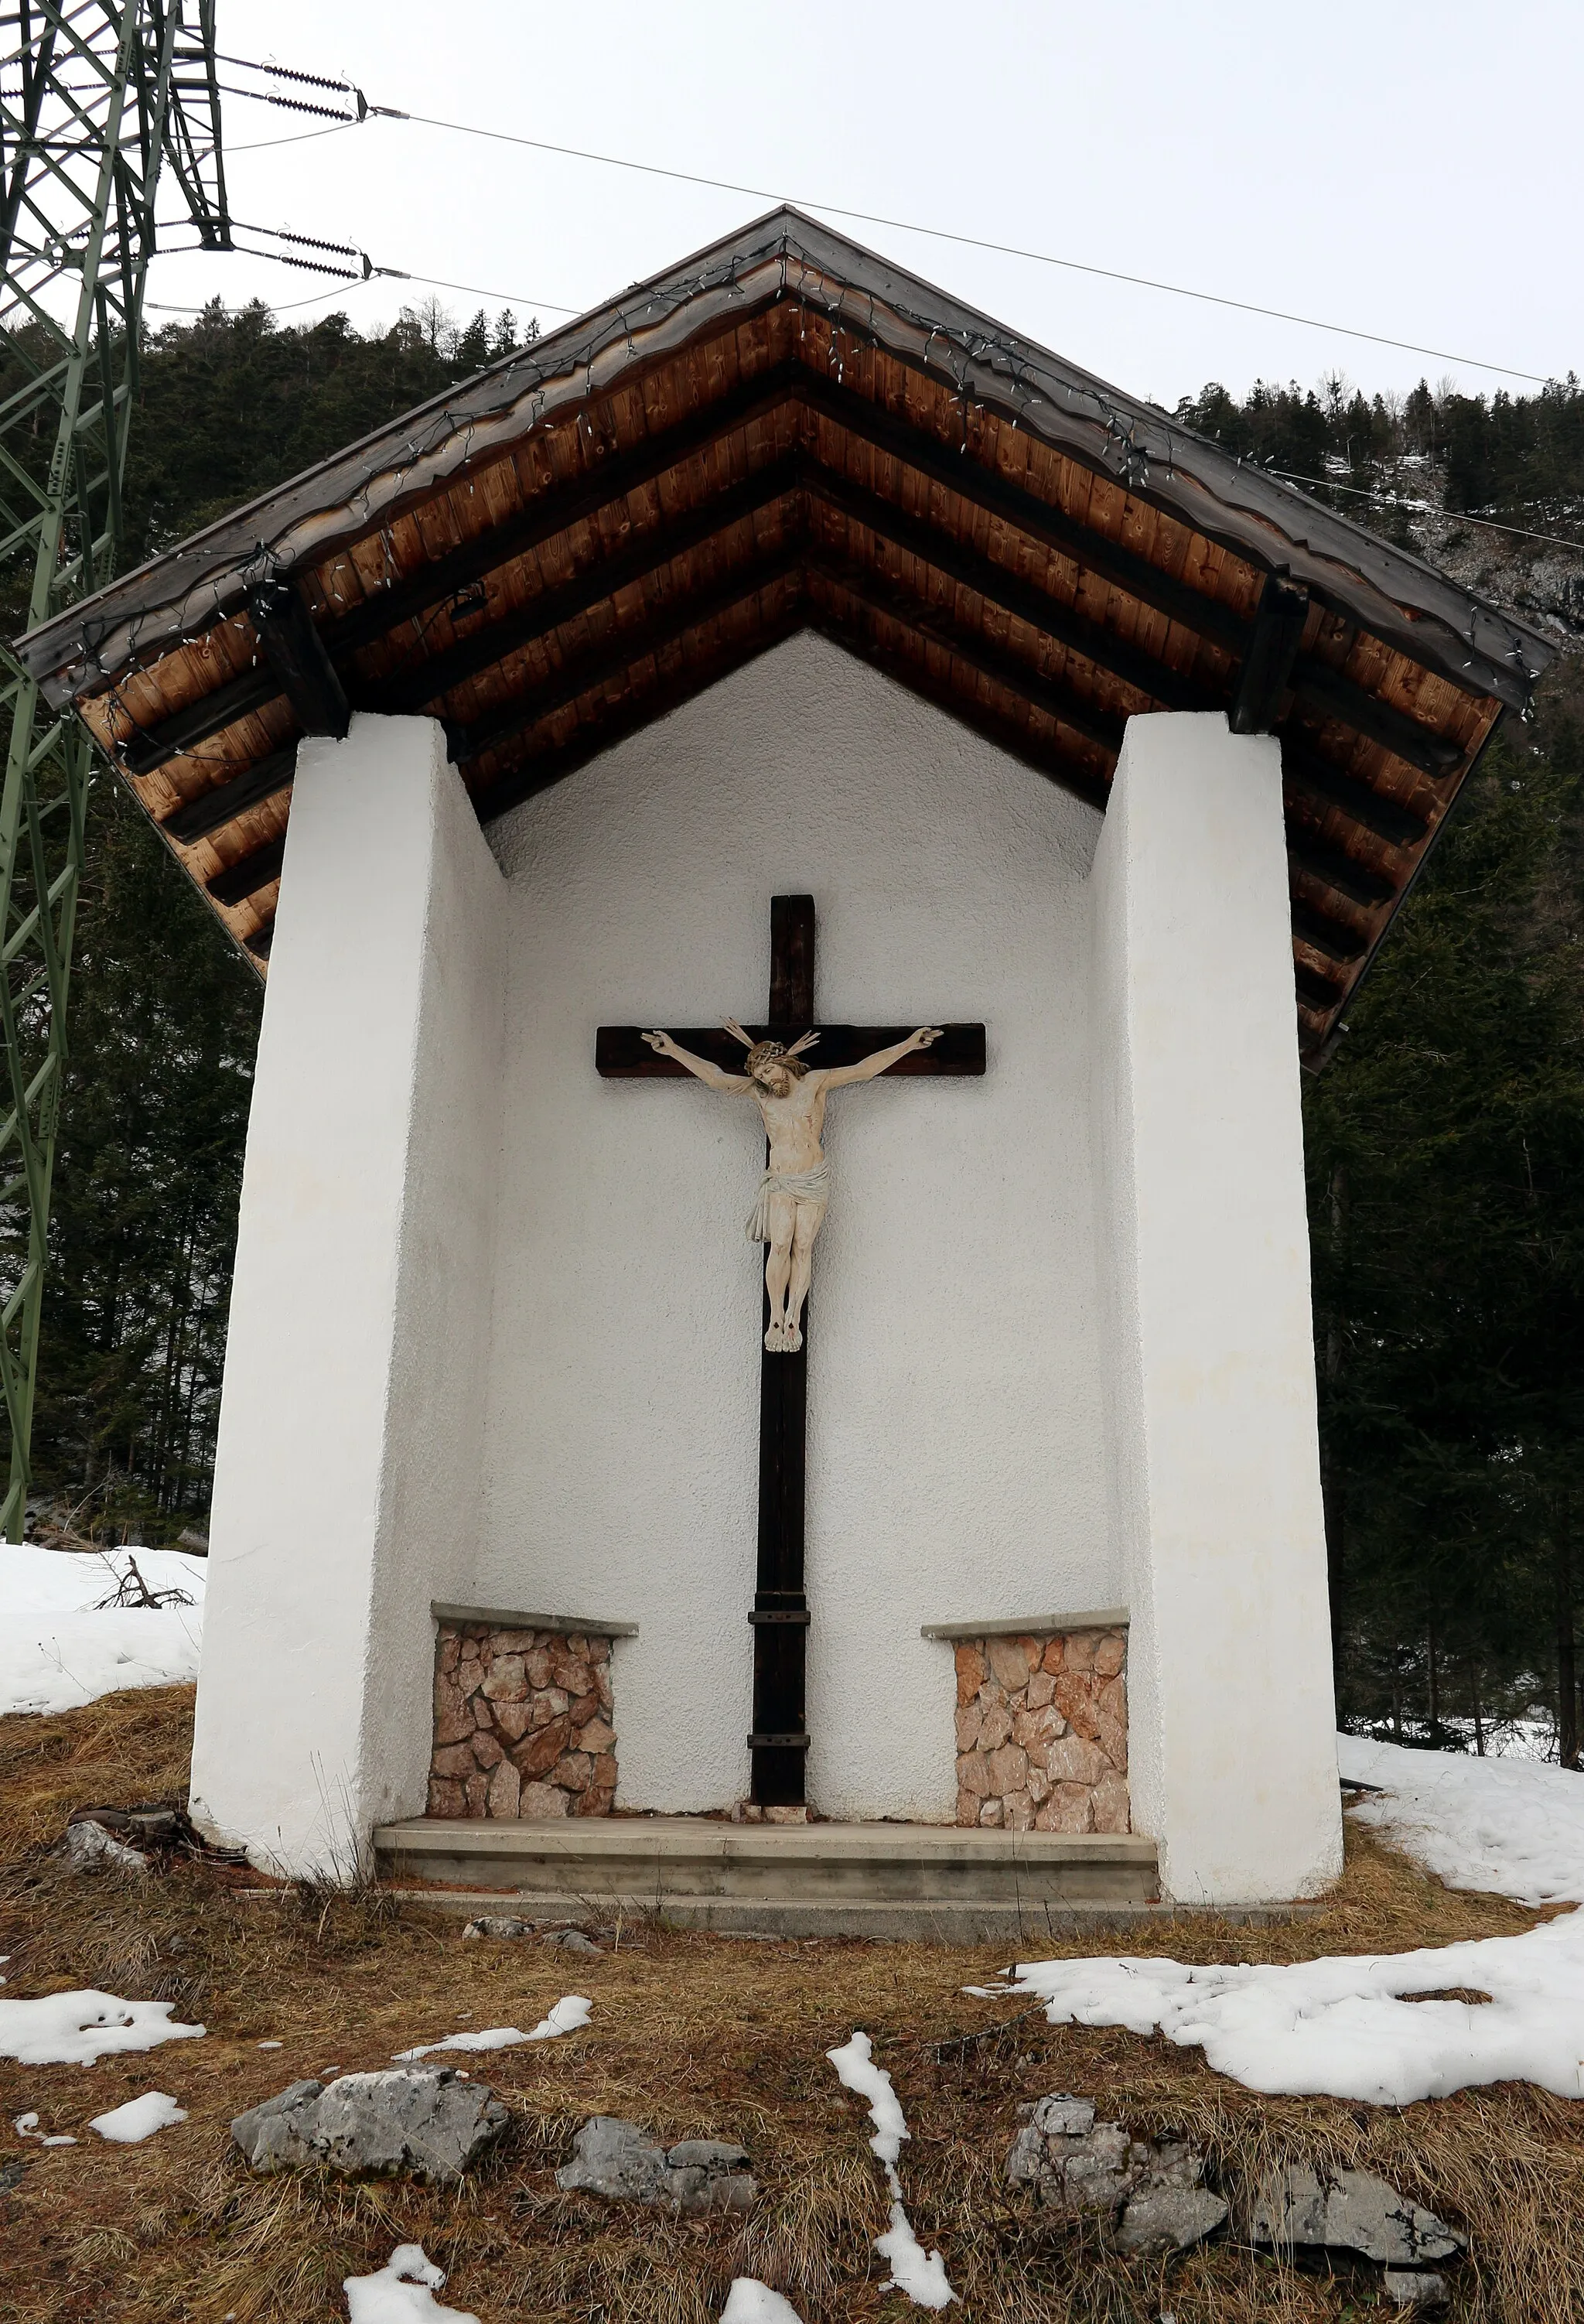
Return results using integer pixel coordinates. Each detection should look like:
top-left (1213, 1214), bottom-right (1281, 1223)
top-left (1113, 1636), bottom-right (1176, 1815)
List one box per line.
top-left (1, 1686), bottom-right (1579, 2322)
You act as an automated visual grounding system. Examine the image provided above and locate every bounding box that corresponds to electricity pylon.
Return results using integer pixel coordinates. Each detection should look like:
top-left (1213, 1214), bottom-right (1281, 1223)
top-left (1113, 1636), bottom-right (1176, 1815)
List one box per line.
top-left (0, 3), bottom-right (227, 1536)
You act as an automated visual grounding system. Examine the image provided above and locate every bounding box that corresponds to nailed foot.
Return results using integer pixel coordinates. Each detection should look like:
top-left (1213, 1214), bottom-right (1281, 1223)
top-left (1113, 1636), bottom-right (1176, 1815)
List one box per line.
top-left (783, 1321), bottom-right (803, 1352)
top-left (764, 1319), bottom-right (787, 1353)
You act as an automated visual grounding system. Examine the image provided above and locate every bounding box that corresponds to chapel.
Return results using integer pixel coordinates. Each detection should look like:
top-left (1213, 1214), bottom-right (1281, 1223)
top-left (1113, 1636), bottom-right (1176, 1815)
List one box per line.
top-left (16, 209), bottom-right (1552, 1923)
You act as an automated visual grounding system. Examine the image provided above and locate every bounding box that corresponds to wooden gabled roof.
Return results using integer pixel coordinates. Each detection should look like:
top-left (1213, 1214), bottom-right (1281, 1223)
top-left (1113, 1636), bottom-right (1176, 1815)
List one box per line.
top-left (15, 207), bottom-right (1554, 1065)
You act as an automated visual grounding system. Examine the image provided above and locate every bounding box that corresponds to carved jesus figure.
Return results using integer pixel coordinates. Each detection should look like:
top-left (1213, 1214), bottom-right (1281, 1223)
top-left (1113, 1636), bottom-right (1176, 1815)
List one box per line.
top-left (641, 1020), bottom-right (944, 1352)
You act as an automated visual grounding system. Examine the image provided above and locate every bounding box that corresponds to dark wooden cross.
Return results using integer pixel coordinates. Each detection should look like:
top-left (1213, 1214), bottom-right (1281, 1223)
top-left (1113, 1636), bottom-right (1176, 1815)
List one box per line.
top-left (596, 895), bottom-right (985, 1806)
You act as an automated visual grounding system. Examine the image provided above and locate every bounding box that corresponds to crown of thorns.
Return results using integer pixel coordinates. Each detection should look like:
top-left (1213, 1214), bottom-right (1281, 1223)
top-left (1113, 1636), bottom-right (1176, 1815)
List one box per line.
top-left (723, 1019), bottom-right (820, 1078)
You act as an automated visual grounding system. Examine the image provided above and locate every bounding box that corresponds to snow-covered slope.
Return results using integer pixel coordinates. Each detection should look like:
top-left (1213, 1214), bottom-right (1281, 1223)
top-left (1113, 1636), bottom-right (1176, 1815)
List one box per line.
top-left (1338, 1731), bottom-right (1584, 1908)
top-left (0, 1545), bottom-right (205, 1716)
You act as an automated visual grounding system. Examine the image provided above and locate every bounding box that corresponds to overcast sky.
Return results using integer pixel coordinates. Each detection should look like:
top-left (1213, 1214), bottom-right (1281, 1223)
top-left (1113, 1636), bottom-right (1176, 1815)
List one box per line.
top-left (145, 0), bottom-right (1577, 410)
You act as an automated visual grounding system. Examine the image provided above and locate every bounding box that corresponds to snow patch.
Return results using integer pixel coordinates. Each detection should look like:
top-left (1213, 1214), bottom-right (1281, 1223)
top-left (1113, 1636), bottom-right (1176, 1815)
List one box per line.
top-left (1338, 1733), bottom-right (1584, 1906)
top-left (0, 1990), bottom-right (205, 2067)
top-left (985, 1745), bottom-right (1584, 2106)
top-left (14, 2110), bottom-right (75, 2145)
top-left (828, 2032), bottom-right (955, 2308)
top-left (394, 1994), bottom-right (592, 2059)
top-left (343, 2244), bottom-right (476, 2323)
top-left (89, 2090), bottom-right (187, 2143)
top-left (720, 2283), bottom-right (804, 2323)
top-left (0, 1546), bottom-right (205, 1716)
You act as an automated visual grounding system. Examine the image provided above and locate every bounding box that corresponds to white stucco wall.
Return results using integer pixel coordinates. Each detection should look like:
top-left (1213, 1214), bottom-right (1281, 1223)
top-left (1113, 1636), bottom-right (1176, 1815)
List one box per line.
top-left (189, 715), bottom-right (504, 1873)
top-left (1089, 712), bottom-right (1342, 1902)
top-left (480, 634), bottom-right (1111, 1820)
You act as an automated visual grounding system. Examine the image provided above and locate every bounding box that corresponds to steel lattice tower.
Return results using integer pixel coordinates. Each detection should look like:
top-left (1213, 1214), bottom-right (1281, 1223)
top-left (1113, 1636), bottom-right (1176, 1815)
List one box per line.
top-left (0, 2), bottom-right (227, 1536)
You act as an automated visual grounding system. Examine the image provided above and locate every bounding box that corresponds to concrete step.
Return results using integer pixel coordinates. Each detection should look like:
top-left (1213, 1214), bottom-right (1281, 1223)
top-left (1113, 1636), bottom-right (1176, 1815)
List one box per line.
top-left (371, 1815), bottom-right (1159, 1916)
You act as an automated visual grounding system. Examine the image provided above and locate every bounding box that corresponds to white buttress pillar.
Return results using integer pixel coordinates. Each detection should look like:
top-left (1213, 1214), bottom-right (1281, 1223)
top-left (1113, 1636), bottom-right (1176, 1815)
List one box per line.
top-left (189, 715), bottom-right (504, 1875)
top-left (1090, 711), bottom-right (1342, 1903)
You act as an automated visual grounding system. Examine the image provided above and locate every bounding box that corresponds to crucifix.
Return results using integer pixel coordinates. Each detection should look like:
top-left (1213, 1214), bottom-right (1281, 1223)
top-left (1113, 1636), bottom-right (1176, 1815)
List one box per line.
top-left (596, 896), bottom-right (985, 1806)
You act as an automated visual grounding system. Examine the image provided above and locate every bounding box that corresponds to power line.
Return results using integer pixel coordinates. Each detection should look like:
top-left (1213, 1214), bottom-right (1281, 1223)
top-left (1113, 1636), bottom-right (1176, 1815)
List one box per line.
top-left (390, 108), bottom-right (1555, 388)
top-left (184, 55), bottom-right (1564, 387)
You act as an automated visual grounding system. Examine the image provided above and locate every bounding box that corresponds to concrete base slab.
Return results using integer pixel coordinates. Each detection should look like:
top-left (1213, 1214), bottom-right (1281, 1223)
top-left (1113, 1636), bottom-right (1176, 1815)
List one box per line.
top-left (372, 1814), bottom-right (1159, 1912)
top-left (374, 1885), bottom-right (1318, 1942)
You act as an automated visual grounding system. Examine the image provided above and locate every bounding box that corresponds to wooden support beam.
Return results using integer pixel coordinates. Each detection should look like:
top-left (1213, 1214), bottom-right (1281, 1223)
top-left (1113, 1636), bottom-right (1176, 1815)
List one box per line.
top-left (449, 537), bottom-right (806, 769)
top-left (795, 369), bottom-right (1251, 656)
top-left (1290, 897), bottom-right (1367, 965)
top-left (207, 832), bottom-right (285, 907)
top-left (1282, 743), bottom-right (1430, 849)
top-left (1230, 574), bottom-right (1309, 734)
top-left (372, 453), bottom-right (805, 718)
top-left (159, 746), bottom-right (295, 844)
top-left (1283, 821), bottom-right (1395, 907)
top-left (808, 462), bottom-right (1212, 715)
top-left (1295, 959), bottom-right (1348, 1012)
top-left (124, 660), bottom-right (278, 776)
top-left (804, 546), bottom-right (1124, 762)
top-left (245, 579), bottom-right (350, 739)
top-left (469, 604), bottom-right (807, 823)
top-left (1290, 660), bottom-right (1463, 779)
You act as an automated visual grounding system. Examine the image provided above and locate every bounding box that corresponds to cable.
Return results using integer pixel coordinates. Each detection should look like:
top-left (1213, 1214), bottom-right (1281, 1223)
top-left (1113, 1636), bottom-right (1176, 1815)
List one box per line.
top-left (146, 265), bottom-right (576, 320)
top-left (1258, 466), bottom-right (1584, 554)
top-left (389, 110), bottom-right (1555, 388)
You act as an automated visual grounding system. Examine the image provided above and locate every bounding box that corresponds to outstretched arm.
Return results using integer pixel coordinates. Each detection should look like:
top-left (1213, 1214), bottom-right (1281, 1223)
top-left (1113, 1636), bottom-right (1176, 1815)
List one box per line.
top-left (820, 1027), bottom-right (944, 1089)
top-left (642, 1029), bottom-right (751, 1091)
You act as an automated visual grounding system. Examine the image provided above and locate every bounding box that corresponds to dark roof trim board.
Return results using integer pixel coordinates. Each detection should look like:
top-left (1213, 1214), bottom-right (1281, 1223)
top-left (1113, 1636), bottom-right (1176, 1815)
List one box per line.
top-left (18, 206), bottom-right (1550, 715)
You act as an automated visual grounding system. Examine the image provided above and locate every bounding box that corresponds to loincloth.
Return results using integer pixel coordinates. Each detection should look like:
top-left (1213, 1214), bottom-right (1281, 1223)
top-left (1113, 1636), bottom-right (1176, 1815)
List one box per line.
top-left (746, 1157), bottom-right (832, 1242)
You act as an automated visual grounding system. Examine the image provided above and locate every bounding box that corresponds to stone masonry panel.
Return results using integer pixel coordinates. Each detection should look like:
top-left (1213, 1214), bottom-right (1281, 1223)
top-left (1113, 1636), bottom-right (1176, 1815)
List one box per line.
top-left (428, 1620), bottom-right (617, 1820)
top-left (954, 1629), bottom-right (1128, 1833)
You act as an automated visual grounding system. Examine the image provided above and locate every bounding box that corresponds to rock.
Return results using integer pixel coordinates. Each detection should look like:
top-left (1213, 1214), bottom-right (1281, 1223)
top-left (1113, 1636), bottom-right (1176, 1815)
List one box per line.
top-left (1026, 1669), bottom-right (1057, 1710)
top-left (1008, 2097), bottom-right (1223, 2251)
top-left (556, 2117), bottom-right (756, 2212)
top-left (955, 1751), bottom-right (992, 1799)
top-left (428, 1778), bottom-right (466, 1817)
top-left (432, 1676), bottom-right (472, 1746)
top-left (430, 1742), bottom-right (477, 1780)
top-left (1064, 1632), bottom-right (1098, 1672)
top-left (471, 1730), bottom-right (505, 1770)
top-left (1092, 1772), bottom-right (1132, 1832)
top-left (978, 1797), bottom-right (1003, 1825)
top-left (1248, 2167), bottom-right (1463, 2265)
top-left (518, 1781), bottom-right (568, 1819)
top-left (1093, 1632), bottom-right (1127, 1678)
top-left (977, 1700), bottom-right (1013, 1752)
top-left (579, 1717), bottom-right (617, 1755)
top-left (1044, 1734), bottom-right (1110, 1787)
top-left (1041, 1638), bottom-right (1065, 1674)
top-left (1036, 1782), bottom-right (1095, 1834)
top-left (1115, 2185), bottom-right (1229, 2254)
top-left (986, 1635), bottom-right (1034, 1691)
top-left (1053, 1673), bottom-right (1101, 1738)
top-left (954, 1643), bottom-right (987, 1703)
top-left (514, 1717), bottom-right (572, 1779)
top-left (553, 1750), bottom-right (593, 1793)
top-left (1383, 2270), bottom-right (1450, 2309)
top-left (545, 1927), bottom-right (603, 1957)
top-left (985, 1742), bottom-right (1030, 1796)
top-left (230, 2069), bottom-right (507, 2183)
top-left (491, 1700), bottom-right (533, 1742)
top-left (64, 1818), bottom-right (148, 1875)
top-left (1002, 1790), bottom-right (1035, 1831)
top-left (486, 1758), bottom-right (521, 1819)
top-left (954, 1704), bottom-right (982, 1753)
top-left (462, 1916), bottom-right (531, 1940)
